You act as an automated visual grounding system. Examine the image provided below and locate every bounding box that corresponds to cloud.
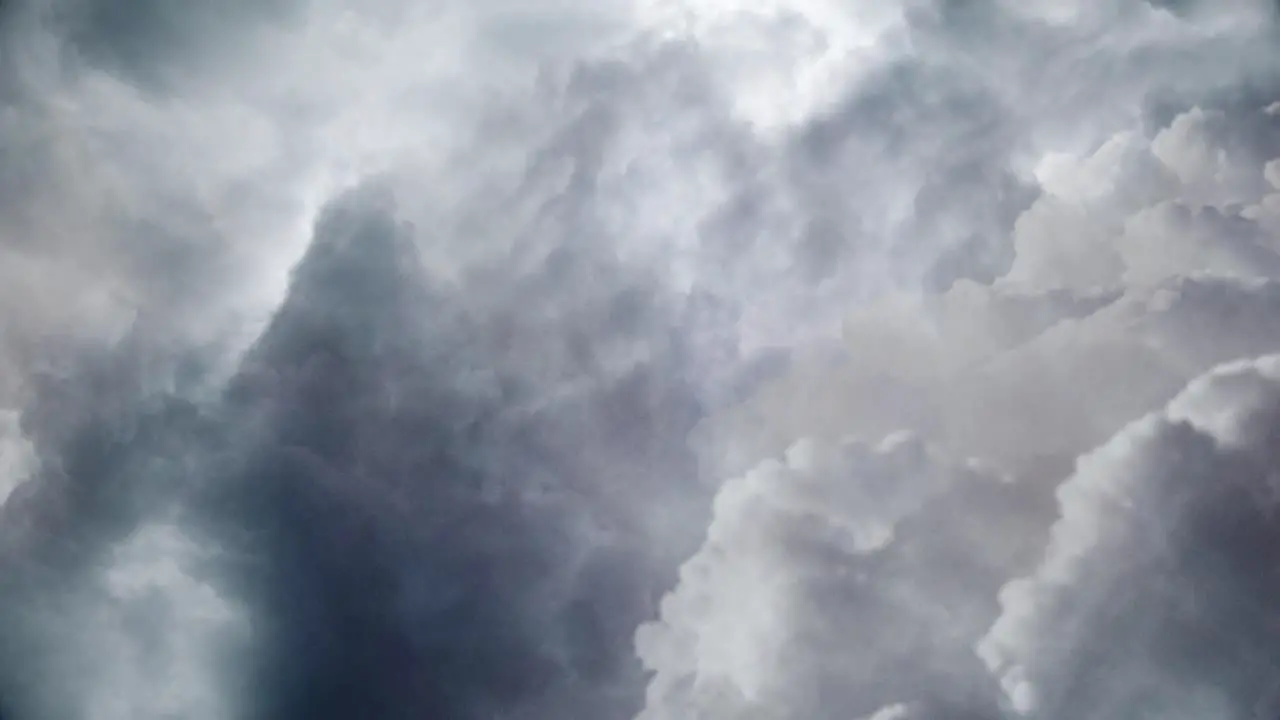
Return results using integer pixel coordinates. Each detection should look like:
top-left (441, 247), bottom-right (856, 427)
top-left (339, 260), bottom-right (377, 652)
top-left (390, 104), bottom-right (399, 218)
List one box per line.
top-left (6, 0), bottom-right (1280, 719)
top-left (978, 355), bottom-right (1280, 719)
top-left (0, 352), bottom-right (244, 719)
top-left (0, 0), bottom-right (634, 403)
top-left (696, 96), bottom-right (1280, 483)
top-left (664, 7), bottom-right (1280, 720)
top-left (0, 176), bottom-right (707, 719)
top-left (0, 3), bottom-right (327, 406)
top-left (0, 521), bottom-right (252, 720)
top-left (0, 3), bottom-right (734, 712)
top-left (0, 411), bottom-right (33, 508)
top-left (635, 432), bottom-right (1051, 719)
top-left (95, 182), bottom-right (713, 720)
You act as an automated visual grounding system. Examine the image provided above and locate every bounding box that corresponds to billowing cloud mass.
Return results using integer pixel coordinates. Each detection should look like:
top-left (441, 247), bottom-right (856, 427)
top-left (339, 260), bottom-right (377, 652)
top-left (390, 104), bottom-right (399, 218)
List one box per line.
top-left (980, 356), bottom-right (1280, 720)
top-left (635, 433), bottom-right (1047, 720)
top-left (4, 0), bottom-right (1280, 719)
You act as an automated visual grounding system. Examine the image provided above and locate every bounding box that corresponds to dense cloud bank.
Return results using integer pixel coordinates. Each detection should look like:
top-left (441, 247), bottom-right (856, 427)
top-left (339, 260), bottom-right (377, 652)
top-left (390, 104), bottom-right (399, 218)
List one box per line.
top-left (635, 433), bottom-right (1050, 720)
top-left (0, 180), bottom-right (711, 720)
top-left (979, 356), bottom-right (1280, 720)
top-left (5, 0), bottom-right (1280, 719)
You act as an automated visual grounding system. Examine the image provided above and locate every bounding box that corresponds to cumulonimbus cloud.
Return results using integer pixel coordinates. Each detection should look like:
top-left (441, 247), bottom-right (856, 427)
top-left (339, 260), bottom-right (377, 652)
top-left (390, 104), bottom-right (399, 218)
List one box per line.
top-left (4, 1), bottom-right (1280, 719)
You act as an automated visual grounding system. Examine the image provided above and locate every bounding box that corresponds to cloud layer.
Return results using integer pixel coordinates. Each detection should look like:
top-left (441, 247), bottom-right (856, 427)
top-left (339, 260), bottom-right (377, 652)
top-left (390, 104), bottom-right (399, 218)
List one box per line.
top-left (4, 0), bottom-right (1280, 719)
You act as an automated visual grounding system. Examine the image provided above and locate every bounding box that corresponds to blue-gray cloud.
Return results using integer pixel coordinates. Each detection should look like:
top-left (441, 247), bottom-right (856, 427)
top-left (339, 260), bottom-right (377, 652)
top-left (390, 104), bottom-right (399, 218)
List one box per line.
top-left (5, 1), bottom-right (1280, 719)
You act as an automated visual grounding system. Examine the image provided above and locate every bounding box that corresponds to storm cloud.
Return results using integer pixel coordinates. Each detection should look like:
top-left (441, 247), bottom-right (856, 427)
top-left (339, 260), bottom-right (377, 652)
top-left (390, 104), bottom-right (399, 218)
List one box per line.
top-left (5, 0), bottom-right (1280, 719)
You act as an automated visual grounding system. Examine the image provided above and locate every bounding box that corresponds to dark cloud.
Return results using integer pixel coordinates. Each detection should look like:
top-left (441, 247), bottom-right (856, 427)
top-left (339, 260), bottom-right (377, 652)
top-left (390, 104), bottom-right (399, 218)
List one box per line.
top-left (207, 184), bottom-right (711, 719)
top-left (0, 341), bottom-right (227, 718)
top-left (10, 0), bottom-right (303, 91)
top-left (7, 1), bottom-right (1280, 720)
top-left (0, 179), bottom-right (717, 718)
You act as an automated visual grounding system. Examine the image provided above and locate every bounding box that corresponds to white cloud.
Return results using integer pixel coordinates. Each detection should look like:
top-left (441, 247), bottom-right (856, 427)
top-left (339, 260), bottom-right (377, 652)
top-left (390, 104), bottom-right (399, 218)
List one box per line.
top-left (668, 9), bottom-right (1280, 720)
top-left (696, 96), bottom-right (1280, 480)
top-left (636, 433), bottom-right (1033, 719)
top-left (1, 521), bottom-right (253, 720)
top-left (859, 704), bottom-right (916, 720)
top-left (978, 355), bottom-right (1280, 719)
top-left (0, 410), bottom-right (34, 508)
top-left (638, 0), bottom-right (909, 133)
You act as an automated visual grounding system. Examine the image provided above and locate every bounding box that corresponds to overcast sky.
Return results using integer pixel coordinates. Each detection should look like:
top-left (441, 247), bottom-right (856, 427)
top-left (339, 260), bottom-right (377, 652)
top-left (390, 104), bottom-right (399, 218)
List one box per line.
top-left (3, 1), bottom-right (1280, 719)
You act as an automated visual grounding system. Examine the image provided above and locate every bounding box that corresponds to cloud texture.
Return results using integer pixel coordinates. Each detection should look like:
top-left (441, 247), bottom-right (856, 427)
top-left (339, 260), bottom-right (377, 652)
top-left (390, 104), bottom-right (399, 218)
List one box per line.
top-left (981, 355), bottom-right (1280, 719)
top-left (5, 0), bottom-right (1280, 719)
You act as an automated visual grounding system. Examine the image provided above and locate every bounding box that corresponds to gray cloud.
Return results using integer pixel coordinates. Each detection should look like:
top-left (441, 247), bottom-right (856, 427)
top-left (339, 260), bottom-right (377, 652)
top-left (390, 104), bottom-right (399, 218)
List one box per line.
top-left (636, 433), bottom-right (1051, 720)
top-left (650, 5), bottom-right (1280, 719)
top-left (980, 355), bottom-right (1280, 719)
top-left (0, 171), bottom-right (715, 719)
top-left (5, 1), bottom-right (1280, 719)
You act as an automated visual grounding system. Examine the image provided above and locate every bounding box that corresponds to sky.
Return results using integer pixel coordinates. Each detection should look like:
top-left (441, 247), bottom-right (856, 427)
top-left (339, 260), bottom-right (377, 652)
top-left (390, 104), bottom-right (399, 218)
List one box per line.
top-left (3, 0), bottom-right (1280, 719)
